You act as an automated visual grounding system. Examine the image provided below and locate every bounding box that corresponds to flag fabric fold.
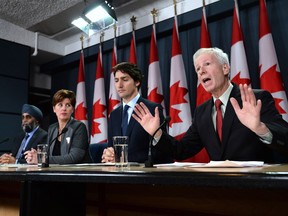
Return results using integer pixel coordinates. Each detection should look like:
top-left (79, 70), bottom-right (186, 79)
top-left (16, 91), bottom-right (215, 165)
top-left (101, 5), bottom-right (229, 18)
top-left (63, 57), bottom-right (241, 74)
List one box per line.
top-left (108, 34), bottom-right (121, 116)
top-left (230, 0), bottom-right (250, 86)
top-left (169, 16), bottom-right (192, 141)
top-left (129, 30), bottom-right (137, 64)
top-left (75, 50), bottom-right (89, 134)
top-left (90, 44), bottom-right (108, 143)
top-left (259, 0), bottom-right (288, 122)
top-left (193, 3), bottom-right (211, 163)
top-left (147, 22), bottom-right (166, 116)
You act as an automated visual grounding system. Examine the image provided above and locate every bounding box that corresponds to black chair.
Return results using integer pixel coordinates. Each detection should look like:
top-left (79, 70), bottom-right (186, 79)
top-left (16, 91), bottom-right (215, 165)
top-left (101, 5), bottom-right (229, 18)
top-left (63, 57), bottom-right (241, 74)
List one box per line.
top-left (89, 143), bottom-right (108, 163)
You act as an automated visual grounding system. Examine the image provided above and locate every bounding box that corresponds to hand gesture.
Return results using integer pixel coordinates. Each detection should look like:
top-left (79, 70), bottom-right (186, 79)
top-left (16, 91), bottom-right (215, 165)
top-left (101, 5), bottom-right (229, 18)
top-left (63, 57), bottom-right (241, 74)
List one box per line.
top-left (132, 102), bottom-right (161, 137)
top-left (230, 84), bottom-right (269, 135)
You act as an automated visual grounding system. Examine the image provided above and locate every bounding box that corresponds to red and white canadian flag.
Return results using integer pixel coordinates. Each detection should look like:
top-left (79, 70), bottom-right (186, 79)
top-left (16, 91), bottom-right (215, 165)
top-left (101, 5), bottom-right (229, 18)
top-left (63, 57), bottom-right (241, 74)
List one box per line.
top-left (75, 50), bottom-right (89, 133)
top-left (192, 2), bottom-right (211, 163)
top-left (147, 22), bottom-right (166, 116)
top-left (196, 2), bottom-right (212, 106)
top-left (169, 15), bottom-right (192, 140)
top-left (129, 30), bottom-right (137, 64)
top-left (259, 0), bottom-right (288, 122)
top-left (108, 32), bottom-right (121, 116)
top-left (90, 43), bottom-right (108, 143)
top-left (230, 0), bottom-right (250, 86)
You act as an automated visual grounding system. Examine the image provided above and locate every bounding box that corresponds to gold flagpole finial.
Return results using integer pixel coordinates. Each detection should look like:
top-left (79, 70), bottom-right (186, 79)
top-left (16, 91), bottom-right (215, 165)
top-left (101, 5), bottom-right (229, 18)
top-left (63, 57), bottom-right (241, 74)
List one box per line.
top-left (173, 0), bottom-right (177, 16)
top-left (130, 15), bottom-right (137, 31)
top-left (151, 8), bottom-right (158, 24)
top-left (80, 34), bottom-right (84, 50)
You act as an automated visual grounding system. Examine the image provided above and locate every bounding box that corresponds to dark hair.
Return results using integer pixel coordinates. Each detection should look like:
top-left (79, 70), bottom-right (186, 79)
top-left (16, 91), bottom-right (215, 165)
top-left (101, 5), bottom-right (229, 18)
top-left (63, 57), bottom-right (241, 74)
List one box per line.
top-left (113, 62), bottom-right (143, 89)
top-left (52, 89), bottom-right (76, 107)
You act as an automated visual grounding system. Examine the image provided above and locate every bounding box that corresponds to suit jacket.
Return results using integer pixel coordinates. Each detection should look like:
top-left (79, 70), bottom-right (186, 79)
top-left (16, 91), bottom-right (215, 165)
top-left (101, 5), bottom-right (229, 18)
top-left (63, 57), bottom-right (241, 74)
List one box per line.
top-left (48, 117), bottom-right (90, 164)
top-left (108, 97), bottom-right (173, 164)
top-left (157, 84), bottom-right (288, 163)
top-left (11, 127), bottom-right (47, 164)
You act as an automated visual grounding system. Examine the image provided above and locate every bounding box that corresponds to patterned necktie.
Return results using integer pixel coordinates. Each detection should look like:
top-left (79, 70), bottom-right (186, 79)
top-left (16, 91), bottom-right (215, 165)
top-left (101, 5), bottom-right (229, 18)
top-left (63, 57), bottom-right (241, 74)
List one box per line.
top-left (121, 105), bottom-right (129, 135)
top-left (16, 134), bottom-right (29, 160)
top-left (215, 99), bottom-right (223, 142)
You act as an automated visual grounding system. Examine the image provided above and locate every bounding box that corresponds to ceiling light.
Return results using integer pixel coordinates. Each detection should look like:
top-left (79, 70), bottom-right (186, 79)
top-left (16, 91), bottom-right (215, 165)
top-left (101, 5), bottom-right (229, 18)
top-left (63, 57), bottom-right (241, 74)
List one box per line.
top-left (72, 0), bottom-right (117, 37)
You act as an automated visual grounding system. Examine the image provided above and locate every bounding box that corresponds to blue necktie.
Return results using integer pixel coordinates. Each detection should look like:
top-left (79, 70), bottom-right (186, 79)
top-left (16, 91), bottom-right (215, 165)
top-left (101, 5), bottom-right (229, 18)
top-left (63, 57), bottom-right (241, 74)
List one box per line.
top-left (121, 105), bottom-right (129, 135)
top-left (16, 134), bottom-right (29, 160)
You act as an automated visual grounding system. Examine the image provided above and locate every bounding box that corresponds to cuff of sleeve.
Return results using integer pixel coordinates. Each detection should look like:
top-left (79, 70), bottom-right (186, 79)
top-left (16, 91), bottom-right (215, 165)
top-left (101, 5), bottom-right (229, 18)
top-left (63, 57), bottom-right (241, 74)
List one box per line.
top-left (259, 130), bottom-right (273, 144)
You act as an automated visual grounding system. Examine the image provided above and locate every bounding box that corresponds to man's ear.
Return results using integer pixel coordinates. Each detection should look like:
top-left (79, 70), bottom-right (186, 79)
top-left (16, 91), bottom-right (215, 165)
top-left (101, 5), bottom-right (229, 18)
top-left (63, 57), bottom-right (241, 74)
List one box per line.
top-left (223, 64), bottom-right (230, 76)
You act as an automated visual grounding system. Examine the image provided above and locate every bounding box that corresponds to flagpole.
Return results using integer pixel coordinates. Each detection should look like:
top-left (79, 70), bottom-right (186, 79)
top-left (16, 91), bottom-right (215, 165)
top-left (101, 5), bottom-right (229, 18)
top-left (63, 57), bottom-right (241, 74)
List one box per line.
top-left (173, 0), bottom-right (177, 16)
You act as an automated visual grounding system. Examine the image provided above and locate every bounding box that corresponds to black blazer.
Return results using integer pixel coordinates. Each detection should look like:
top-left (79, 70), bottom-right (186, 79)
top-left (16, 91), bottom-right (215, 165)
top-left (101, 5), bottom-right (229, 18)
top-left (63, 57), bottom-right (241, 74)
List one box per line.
top-left (11, 127), bottom-right (47, 164)
top-left (157, 84), bottom-right (288, 163)
top-left (108, 97), bottom-right (173, 164)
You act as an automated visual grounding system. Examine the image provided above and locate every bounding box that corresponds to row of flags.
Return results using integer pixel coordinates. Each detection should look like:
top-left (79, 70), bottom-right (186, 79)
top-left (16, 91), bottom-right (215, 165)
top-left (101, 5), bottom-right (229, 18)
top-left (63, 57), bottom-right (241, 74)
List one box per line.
top-left (74, 0), bottom-right (288, 162)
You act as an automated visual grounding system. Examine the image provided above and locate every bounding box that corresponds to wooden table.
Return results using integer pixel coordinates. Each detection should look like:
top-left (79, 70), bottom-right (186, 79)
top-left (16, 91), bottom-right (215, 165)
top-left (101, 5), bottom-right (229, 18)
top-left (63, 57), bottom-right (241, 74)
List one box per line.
top-left (0, 163), bottom-right (288, 216)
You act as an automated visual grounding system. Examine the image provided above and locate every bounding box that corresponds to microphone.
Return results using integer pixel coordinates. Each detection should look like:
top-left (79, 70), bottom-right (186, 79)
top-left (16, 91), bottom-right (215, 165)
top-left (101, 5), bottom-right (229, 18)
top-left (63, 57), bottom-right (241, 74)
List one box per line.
top-left (145, 116), bottom-right (171, 168)
top-left (42, 127), bottom-right (68, 168)
top-left (0, 137), bottom-right (9, 145)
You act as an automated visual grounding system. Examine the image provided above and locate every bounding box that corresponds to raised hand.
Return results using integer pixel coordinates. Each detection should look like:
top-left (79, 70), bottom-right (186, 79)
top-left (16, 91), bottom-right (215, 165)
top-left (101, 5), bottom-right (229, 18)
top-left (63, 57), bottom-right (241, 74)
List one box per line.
top-left (230, 84), bottom-right (269, 135)
top-left (132, 102), bottom-right (161, 136)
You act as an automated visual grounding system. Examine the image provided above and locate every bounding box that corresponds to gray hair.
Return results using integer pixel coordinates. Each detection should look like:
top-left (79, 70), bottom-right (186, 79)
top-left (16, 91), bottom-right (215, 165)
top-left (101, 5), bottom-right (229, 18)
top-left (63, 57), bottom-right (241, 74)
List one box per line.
top-left (193, 47), bottom-right (230, 67)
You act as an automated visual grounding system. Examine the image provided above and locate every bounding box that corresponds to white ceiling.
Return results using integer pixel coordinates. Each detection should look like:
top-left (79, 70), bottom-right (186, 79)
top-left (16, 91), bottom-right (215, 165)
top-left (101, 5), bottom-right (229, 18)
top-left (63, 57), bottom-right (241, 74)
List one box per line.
top-left (0, 0), bottom-right (218, 65)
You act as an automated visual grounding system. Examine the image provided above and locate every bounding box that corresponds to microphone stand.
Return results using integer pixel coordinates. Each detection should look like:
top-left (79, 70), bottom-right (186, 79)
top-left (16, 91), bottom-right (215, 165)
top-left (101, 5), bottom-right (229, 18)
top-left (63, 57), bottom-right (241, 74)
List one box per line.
top-left (145, 116), bottom-right (171, 168)
top-left (42, 128), bottom-right (68, 168)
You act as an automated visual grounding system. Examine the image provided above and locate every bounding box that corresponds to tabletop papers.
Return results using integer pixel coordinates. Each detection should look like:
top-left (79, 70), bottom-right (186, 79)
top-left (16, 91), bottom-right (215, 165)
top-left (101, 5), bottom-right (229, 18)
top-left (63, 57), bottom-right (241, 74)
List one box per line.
top-left (155, 160), bottom-right (264, 168)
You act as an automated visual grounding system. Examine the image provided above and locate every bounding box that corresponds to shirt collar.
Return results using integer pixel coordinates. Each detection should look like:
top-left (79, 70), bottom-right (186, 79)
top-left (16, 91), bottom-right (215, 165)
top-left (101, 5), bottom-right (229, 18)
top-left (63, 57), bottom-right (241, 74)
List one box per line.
top-left (213, 82), bottom-right (233, 107)
top-left (122, 93), bottom-right (140, 110)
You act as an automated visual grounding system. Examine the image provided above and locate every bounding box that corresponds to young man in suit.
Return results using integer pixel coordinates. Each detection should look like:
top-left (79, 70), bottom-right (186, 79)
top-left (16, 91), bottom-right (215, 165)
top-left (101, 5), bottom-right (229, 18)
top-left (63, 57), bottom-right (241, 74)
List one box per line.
top-left (0, 104), bottom-right (47, 164)
top-left (133, 47), bottom-right (288, 163)
top-left (101, 62), bottom-right (173, 164)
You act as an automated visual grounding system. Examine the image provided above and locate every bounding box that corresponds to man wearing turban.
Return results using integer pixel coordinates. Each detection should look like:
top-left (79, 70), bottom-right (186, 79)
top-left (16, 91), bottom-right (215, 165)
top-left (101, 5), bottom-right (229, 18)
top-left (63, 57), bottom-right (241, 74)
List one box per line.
top-left (0, 104), bottom-right (47, 164)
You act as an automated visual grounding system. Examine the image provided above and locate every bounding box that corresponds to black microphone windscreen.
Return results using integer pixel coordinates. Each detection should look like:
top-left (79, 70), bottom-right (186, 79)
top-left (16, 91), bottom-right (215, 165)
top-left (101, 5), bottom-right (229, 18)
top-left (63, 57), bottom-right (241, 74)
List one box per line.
top-left (62, 128), bottom-right (68, 133)
top-left (165, 116), bottom-right (171, 123)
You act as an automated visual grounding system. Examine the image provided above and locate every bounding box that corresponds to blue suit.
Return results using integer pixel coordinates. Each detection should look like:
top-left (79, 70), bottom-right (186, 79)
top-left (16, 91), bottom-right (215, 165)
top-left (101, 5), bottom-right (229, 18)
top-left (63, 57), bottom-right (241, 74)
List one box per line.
top-left (108, 97), bottom-right (173, 164)
top-left (11, 128), bottom-right (47, 164)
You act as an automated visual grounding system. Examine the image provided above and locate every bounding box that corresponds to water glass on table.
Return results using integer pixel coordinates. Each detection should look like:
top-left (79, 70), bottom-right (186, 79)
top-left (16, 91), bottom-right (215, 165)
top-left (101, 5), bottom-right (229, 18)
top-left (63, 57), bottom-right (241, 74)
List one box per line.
top-left (112, 136), bottom-right (128, 167)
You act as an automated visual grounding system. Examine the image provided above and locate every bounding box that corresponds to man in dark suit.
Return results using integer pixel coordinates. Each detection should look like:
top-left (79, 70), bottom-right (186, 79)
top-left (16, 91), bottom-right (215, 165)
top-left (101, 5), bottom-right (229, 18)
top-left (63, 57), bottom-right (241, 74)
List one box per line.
top-left (0, 104), bottom-right (47, 164)
top-left (101, 62), bottom-right (173, 164)
top-left (133, 47), bottom-right (288, 163)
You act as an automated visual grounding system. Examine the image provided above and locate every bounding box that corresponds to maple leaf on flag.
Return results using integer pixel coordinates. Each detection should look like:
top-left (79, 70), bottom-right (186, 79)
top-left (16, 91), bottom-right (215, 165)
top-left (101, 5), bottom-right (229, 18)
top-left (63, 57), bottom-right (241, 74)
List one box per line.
top-left (169, 107), bottom-right (183, 127)
top-left (260, 64), bottom-right (284, 93)
top-left (148, 88), bottom-right (164, 104)
top-left (231, 72), bottom-right (251, 86)
top-left (92, 100), bottom-right (107, 119)
top-left (169, 81), bottom-right (189, 126)
top-left (108, 98), bottom-right (121, 115)
top-left (91, 100), bottom-right (107, 136)
top-left (170, 81), bottom-right (189, 106)
top-left (91, 120), bottom-right (101, 135)
top-left (75, 102), bottom-right (88, 121)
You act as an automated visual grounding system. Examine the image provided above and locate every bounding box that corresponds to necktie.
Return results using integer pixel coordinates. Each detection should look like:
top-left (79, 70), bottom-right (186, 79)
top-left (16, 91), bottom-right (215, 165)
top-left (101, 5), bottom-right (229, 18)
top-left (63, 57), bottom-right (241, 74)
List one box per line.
top-left (16, 134), bottom-right (29, 160)
top-left (215, 99), bottom-right (223, 142)
top-left (121, 105), bottom-right (129, 135)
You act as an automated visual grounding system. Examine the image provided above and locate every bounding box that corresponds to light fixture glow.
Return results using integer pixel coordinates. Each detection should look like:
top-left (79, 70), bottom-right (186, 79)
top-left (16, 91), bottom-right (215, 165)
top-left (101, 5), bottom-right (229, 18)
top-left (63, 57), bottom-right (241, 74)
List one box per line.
top-left (72, 1), bottom-right (117, 37)
top-left (85, 6), bottom-right (110, 23)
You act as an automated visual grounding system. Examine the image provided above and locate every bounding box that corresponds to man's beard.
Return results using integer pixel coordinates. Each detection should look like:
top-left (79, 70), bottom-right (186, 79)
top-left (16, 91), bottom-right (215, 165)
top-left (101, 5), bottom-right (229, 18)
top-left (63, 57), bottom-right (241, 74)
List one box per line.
top-left (22, 122), bottom-right (36, 133)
